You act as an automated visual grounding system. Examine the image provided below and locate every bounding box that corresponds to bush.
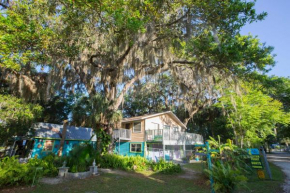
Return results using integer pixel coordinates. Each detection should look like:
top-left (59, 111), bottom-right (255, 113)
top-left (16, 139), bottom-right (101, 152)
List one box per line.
top-left (204, 162), bottom-right (247, 193)
top-left (100, 154), bottom-right (181, 174)
top-left (151, 159), bottom-right (182, 174)
top-left (0, 156), bottom-right (42, 187)
top-left (100, 154), bottom-right (149, 171)
top-left (66, 143), bottom-right (97, 173)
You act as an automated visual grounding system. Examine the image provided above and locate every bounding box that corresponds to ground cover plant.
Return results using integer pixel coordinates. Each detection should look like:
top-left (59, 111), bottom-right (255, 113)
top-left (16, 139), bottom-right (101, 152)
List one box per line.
top-left (0, 156), bottom-right (59, 188)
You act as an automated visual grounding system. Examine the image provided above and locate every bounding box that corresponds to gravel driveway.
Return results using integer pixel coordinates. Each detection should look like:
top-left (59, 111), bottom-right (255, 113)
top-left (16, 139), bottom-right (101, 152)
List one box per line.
top-left (267, 152), bottom-right (290, 193)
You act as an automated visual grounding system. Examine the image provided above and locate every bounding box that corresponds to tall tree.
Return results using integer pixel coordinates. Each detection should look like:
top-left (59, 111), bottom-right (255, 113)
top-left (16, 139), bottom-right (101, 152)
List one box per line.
top-left (216, 84), bottom-right (289, 147)
top-left (1, 0), bottom-right (276, 150)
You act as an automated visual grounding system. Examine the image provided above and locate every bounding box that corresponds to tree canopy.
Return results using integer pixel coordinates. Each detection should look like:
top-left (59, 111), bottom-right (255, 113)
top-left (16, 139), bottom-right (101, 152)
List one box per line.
top-left (0, 0), bottom-right (281, 149)
top-left (0, 94), bottom-right (42, 143)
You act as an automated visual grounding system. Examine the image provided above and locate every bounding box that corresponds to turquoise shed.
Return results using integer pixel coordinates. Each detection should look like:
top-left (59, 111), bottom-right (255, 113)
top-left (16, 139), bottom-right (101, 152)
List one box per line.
top-left (30, 122), bottom-right (96, 159)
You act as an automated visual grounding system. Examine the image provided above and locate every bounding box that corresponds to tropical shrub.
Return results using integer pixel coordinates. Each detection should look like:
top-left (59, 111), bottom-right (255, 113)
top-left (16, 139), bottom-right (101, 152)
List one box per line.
top-left (204, 162), bottom-right (247, 193)
top-left (66, 143), bottom-right (97, 173)
top-left (0, 156), bottom-right (42, 187)
top-left (100, 154), bottom-right (181, 174)
top-left (100, 154), bottom-right (148, 171)
top-left (151, 159), bottom-right (182, 174)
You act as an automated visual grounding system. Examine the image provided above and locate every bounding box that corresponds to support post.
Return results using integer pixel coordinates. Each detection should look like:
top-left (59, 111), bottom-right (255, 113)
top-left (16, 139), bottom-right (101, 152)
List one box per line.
top-left (10, 140), bottom-right (16, 157)
top-left (206, 141), bottom-right (215, 193)
top-left (58, 120), bottom-right (68, 156)
top-left (261, 146), bottom-right (272, 180)
top-left (162, 129), bottom-right (165, 160)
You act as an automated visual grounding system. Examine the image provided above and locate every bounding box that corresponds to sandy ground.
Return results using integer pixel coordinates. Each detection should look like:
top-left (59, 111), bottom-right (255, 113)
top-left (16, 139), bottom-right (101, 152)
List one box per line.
top-left (267, 152), bottom-right (290, 193)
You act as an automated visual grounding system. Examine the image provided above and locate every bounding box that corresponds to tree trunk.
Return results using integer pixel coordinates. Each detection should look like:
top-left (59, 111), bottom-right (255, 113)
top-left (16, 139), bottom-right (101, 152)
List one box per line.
top-left (240, 135), bottom-right (244, 148)
top-left (57, 120), bottom-right (68, 156)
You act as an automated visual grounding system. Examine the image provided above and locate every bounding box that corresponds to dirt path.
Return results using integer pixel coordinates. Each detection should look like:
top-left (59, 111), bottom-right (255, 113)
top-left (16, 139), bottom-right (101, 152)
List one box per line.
top-left (267, 152), bottom-right (290, 193)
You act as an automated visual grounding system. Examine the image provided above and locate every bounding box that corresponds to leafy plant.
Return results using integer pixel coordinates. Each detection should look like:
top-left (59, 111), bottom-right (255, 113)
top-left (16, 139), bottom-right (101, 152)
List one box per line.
top-left (0, 156), bottom-right (44, 187)
top-left (96, 129), bottom-right (111, 155)
top-left (205, 162), bottom-right (247, 193)
top-left (66, 143), bottom-right (97, 173)
top-left (100, 154), bottom-right (181, 174)
top-left (151, 159), bottom-right (182, 174)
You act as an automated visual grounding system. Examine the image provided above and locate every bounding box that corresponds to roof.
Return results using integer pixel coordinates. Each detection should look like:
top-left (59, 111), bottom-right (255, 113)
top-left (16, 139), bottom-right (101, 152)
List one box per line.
top-left (121, 111), bottom-right (187, 129)
top-left (32, 122), bottom-right (97, 141)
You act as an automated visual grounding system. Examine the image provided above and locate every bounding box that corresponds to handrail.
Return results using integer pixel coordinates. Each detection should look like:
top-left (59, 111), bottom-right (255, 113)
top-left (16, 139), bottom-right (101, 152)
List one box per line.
top-left (113, 128), bottom-right (131, 140)
top-left (145, 129), bottom-right (204, 144)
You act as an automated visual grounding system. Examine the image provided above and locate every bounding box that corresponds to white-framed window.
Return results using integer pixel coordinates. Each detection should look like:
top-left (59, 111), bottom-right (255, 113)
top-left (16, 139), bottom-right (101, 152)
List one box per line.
top-left (173, 126), bottom-right (179, 132)
top-left (164, 125), bottom-right (170, 130)
top-left (130, 143), bottom-right (142, 153)
top-left (133, 122), bottom-right (142, 133)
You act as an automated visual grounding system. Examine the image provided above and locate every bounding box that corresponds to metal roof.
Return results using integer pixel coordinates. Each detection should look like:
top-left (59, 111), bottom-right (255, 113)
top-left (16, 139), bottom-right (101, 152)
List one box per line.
top-left (32, 122), bottom-right (97, 141)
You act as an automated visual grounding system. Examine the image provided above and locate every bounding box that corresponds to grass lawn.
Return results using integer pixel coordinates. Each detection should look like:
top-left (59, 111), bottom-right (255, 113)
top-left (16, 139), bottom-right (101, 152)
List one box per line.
top-left (182, 161), bottom-right (285, 193)
top-left (5, 170), bottom-right (210, 193)
top-left (2, 162), bottom-right (285, 193)
top-left (183, 162), bottom-right (206, 173)
top-left (238, 162), bottom-right (286, 193)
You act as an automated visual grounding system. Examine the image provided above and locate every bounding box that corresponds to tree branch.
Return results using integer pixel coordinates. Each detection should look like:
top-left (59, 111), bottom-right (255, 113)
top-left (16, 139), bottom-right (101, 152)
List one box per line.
top-left (113, 63), bottom-right (170, 110)
top-left (116, 45), bottom-right (132, 66)
top-left (0, 2), bottom-right (8, 9)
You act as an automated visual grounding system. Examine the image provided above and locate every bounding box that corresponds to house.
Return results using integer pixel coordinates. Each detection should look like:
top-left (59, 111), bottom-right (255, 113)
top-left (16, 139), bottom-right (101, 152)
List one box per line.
top-left (30, 122), bottom-right (96, 158)
top-left (113, 111), bottom-right (203, 161)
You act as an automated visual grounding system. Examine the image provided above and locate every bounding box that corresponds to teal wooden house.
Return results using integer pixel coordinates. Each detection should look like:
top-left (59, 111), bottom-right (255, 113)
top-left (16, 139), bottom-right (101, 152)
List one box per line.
top-left (31, 123), bottom-right (96, 159)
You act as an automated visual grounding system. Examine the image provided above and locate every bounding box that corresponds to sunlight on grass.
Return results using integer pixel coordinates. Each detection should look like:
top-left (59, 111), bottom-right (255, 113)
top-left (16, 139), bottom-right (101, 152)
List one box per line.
top-left (183, 162), bottom-right (206, 173)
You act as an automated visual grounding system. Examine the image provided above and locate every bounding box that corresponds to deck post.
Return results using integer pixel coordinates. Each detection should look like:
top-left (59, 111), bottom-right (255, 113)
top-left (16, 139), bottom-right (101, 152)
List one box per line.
top-left (183, 132), bottom-right (186, 158)
top-left (119, 130), bottom-right (120, 155)
top-left (162, 129), bottom-right (165, 160)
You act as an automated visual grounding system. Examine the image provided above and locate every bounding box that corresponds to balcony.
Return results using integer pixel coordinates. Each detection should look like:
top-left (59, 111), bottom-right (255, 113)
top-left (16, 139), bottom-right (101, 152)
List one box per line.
top-left (145, 129), bottom-right (204, 145)
top-left (113, 128), bottom-right (131, 140)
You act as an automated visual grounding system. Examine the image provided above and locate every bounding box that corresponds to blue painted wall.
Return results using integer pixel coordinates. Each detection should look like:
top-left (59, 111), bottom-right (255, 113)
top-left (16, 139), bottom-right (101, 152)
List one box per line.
top-left (115, 142), bottom-right (145, 157)
top-left (31, 138), bottom-right (95, 158)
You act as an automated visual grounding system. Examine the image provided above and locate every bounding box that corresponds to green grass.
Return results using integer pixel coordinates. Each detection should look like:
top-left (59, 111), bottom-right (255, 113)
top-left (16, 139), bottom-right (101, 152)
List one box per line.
top-left (9, 171), bottom-right (209, 193)
top-left (183, 162), bottom-right (285, 193)
top-left (3, 162), bottom-right (285, 193)
top-left (238, 162), bottom-right (285, 193)
top-left (183, 162), bottom-right (206, 173)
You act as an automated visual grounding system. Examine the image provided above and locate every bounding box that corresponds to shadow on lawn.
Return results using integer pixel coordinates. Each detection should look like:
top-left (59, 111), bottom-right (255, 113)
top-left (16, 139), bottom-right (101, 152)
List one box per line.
top-left (4, 167), bottom-right (210, 193)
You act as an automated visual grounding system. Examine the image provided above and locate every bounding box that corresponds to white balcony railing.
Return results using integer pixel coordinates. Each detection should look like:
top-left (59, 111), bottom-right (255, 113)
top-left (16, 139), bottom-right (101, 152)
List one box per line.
top-left (145, 129), bottom-right (204, 145)
top-left (113, 128), bottom-right (131, 140)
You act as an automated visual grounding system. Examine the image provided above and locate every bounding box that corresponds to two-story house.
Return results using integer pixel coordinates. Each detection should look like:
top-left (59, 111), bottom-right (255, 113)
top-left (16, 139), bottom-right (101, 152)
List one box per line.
top-left (113, 111), bottom-right (203, 161)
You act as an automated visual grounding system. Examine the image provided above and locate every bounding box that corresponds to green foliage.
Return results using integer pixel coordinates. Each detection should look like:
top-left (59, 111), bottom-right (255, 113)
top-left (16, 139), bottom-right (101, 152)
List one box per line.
top-left (0, 0), bottom-right (55, 70)
top-left (100, 154), bottom-right (149, 171)
top-left (0, 94), bottom-right (42, 143)
top-left (205, 137), bottom-right (253, 193)
top-left (0, 156), bottom-right (45, 187)
top-left (151, 159), bottom-right (182, 174)
top-left (215, 84), bottom-right (290, 147)
top-left (205, 162), bottom-right (247, 193)
top-left (100, 154), bottom-right (181, 174)
top-left (96, 129), bottom-right (111, 155)
top-left (66, 143), bottom-right (97, 173)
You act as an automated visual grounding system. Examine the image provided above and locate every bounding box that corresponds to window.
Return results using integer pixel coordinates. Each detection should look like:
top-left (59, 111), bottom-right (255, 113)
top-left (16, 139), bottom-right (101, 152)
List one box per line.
top-left (152, 122), bottom-right (159, 130)
top-left (164, 125), bottom-right (170, 130)
top-left (173, 127), bottom-right (179, 132)
top-left (125, 123), bottom-right (130, 129)
top-left (43, 140), bottom-right (54, 151)
top-left (133, 122), bottom-right (141, 133)
top-left (130, 143), bottom-right (142, 152)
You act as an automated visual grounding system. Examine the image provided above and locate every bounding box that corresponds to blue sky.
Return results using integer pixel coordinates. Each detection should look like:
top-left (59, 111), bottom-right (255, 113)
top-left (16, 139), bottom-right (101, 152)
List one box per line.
top-left (241, 0), bottom-right (290, 77)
